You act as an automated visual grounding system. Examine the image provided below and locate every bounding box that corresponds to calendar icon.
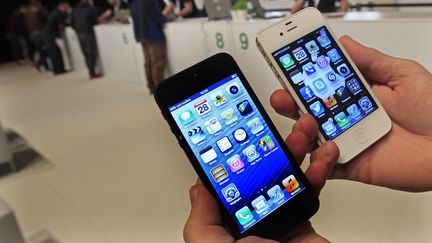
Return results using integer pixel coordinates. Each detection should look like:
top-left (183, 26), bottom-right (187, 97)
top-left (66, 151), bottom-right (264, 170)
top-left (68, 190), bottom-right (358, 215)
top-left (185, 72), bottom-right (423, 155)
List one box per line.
top-left (194, 99), bottom-right (212, 116)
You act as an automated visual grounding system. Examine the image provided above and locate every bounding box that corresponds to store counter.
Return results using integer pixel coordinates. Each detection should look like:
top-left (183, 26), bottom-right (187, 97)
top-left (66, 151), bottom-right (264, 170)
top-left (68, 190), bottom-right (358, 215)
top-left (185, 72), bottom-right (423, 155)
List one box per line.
top-left (93, 24), bottom-right (146, 85)
top-left (165, 12), bottom-right (432, 109)
top-left (87, 12), bottom-right (432, 106)
top-left (64, 27), bottom-right (86, 71)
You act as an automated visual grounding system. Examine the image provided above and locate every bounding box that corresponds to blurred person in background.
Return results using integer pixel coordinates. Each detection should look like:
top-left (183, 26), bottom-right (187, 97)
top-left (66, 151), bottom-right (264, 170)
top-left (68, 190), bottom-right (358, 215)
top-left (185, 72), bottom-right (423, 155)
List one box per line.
top-left (160, 0), bottom-right (176, 21)
top-left (130, 0), bottom-right (167, 94)
top-left (6, 8), bottom-right (26, 65)
top-left (291, 0), bottom-right (349, 14)
top-left (172, 0), bottom-right (199, 18)
top-left (99, 0), bottom-right (129, 23)
top-left (159, 0), bottom-right (200, 19)
top-left (71, 0), bottom-right (103, 79)
top-left (41, 1), bottom-right (70, 75)
top-left (21, 0), bottom-right (50, 71)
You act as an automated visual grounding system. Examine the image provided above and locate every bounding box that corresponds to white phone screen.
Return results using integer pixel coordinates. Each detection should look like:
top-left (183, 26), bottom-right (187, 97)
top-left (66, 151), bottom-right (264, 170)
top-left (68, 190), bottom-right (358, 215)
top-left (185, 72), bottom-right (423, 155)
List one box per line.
top-left (272, 26), bottom-right (378, 140)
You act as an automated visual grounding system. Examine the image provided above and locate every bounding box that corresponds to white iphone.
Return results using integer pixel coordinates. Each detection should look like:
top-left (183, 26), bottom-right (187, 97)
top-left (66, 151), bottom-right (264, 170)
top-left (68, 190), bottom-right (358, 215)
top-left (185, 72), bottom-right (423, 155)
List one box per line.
top-left (256, 7), bottom-right (391, 163)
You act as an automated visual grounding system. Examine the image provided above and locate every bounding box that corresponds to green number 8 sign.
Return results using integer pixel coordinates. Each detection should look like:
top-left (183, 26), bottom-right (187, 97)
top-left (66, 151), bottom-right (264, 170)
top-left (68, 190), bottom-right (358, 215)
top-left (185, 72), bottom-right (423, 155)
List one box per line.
top-left (216, 32), bottom-right (224, 49)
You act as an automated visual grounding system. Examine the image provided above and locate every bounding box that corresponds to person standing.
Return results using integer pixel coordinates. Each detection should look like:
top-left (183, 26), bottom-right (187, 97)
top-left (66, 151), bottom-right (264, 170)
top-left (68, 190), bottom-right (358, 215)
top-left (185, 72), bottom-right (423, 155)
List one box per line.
top-left (41, 1), bottom-right (70, 75)
top-left (130, 0), bottom-right (167, 94)
top-left (6, 8), bottom-right (26, 65)
top-left (21, 0), bottom-right (49, 71)
top-left (291, 0), bottom-right (349, 14)
top-left (71, 0), bottom-right (102, 79)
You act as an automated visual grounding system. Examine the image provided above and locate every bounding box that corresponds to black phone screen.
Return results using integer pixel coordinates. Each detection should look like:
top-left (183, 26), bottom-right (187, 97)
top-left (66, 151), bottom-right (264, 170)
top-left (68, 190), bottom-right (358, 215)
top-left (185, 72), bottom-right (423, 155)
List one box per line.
top-left (168, 73), bottom-right (306, 233)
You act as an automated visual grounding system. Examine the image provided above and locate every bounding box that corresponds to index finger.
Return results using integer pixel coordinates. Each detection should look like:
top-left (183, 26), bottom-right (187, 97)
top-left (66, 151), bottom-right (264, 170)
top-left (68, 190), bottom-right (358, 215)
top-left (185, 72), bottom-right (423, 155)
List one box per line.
top-left (270, 89), bottom-right (299, 119)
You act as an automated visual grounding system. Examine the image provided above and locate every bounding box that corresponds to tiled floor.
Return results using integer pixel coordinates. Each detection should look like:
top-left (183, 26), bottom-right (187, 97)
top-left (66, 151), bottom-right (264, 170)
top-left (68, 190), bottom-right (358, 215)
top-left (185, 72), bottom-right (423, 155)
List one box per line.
top-left (0, 64), bottom-right (431, 243)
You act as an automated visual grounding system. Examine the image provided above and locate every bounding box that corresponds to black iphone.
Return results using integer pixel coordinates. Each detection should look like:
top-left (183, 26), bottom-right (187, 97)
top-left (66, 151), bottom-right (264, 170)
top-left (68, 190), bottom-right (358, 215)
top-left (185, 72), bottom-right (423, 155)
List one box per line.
top-left (154, 53), bottom-right (319, 240)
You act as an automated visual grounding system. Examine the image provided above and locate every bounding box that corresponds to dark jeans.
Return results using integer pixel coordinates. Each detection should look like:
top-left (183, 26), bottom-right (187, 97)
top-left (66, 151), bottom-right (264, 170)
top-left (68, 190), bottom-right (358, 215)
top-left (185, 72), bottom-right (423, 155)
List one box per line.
top-left (42, 34), bottom-right (65, 75)
top-left (77, 34), bottom-right (98, 75)
top-left (29, 31), bottom-right (49, 70)
top-left (5, 33), bottom-right (24, 61)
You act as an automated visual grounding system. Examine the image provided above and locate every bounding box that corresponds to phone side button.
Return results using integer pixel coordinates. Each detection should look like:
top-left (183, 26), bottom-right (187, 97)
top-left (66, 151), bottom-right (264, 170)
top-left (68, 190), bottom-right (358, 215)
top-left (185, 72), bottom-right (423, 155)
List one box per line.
top-left (354, 128), bottom-right (368, 144)
top-left (276, 74), bottom-right (284, 83)
top-left (170, 127), bottom-right (176, 134)
top-left (177, 135), bottom-right (185, 148)
top-left (270, 65), bottom-right (278, 75)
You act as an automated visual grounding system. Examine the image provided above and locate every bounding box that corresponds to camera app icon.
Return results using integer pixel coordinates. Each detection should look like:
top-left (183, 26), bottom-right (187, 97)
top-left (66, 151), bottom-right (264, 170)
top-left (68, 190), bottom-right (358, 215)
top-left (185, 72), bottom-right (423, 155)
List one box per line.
top-left (336, 63), bottom-right (351, 77)
top-left (226, 82), bottom-right (242, 97)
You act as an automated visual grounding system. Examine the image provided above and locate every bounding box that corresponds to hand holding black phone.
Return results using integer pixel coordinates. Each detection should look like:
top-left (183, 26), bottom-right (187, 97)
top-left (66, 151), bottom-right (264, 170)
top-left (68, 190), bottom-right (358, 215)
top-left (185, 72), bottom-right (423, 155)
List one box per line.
top-left (154, 53), bottom-right (320, 240)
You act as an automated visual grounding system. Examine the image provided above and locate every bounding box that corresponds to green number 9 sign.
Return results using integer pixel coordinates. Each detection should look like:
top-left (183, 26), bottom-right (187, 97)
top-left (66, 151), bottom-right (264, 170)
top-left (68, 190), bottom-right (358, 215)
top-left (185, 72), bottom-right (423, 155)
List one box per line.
top-left (239, 32), bottom-right (248, 50)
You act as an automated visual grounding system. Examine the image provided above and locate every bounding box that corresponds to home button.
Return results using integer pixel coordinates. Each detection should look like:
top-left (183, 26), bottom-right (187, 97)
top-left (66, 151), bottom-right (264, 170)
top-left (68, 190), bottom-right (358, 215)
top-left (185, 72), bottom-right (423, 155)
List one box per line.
top-left (354, 128), bottom-right (368, 144)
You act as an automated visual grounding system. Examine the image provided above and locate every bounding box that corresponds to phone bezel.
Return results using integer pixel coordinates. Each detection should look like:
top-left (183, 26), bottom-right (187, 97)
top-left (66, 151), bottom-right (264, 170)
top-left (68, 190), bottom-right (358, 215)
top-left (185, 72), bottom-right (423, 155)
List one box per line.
top-left (154, 53), bottom-right (319, 240)
top-left (256, 7), bottom-right (392, 163)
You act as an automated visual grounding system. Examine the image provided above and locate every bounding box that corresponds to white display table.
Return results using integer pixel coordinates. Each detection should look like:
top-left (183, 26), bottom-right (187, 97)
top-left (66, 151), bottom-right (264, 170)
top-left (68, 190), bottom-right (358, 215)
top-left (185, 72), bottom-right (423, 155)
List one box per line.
top-left (164, 12), bottom-right (432, 110)
top-left (90, 12), bottom-right (432, 109)
top-left (64, 27), bottom-right (86, 71)
top-left (164, 18), bottom-right (208, 72)
top-left (94, 24), bottom-right (146, 85)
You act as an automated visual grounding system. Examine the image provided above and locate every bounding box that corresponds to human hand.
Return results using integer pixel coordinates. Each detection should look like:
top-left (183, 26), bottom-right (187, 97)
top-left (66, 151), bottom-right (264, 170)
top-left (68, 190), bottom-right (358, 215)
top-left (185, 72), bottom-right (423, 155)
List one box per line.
top-left (183, 115), bottom-right (339, 242)
top-left (270, 36), bottom-right (432, 192)
top-left (102, 9), bottom-right (112, 18)
top-left (98, 9), bottom-right (114, 23)
top-left (165, 13), bottom-right (176, 22)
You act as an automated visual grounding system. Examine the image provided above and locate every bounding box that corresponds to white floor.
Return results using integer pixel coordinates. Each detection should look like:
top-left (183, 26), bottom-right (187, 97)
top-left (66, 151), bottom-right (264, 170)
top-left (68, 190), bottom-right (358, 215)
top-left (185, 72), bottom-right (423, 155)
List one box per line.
top-left (0, 64), bottom-right (431, 243)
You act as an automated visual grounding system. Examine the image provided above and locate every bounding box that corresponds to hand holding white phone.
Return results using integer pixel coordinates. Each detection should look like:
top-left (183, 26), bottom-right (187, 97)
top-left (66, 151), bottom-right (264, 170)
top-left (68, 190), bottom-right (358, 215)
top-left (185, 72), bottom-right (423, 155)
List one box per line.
top-left (256, 8), bottom-right (391, 163)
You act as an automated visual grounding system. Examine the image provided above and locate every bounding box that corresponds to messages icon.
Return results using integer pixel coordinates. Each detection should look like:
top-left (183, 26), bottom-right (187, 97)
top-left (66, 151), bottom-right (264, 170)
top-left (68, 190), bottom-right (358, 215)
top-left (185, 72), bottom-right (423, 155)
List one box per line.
top-left (279, 54), bottom-right (295, 69)
top-left (178, 109), bottom-right (195, 126)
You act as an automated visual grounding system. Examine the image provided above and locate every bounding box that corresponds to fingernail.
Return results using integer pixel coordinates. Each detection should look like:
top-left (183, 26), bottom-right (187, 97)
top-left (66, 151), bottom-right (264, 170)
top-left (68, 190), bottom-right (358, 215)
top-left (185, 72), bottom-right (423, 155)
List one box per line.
top-left (189, 187), bottom-right (198, 204)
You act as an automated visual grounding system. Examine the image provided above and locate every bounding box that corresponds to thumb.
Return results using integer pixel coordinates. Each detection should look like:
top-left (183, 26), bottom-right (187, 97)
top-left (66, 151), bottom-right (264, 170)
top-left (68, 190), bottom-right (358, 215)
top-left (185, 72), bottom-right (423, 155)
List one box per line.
top-left (184, 183), bottom-right (233, 242)
top-left (339, 35), bottom-right (403, 86)
top-left (187, 183), bottom-right (221, 226)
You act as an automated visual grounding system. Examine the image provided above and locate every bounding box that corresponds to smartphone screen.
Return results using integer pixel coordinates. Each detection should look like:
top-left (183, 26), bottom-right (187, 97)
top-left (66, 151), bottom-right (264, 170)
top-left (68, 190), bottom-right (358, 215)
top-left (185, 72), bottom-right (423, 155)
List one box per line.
top-left (168, 73), bottom-right (305, 233)
top-left (272, 26), bottom-right (378, 140)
